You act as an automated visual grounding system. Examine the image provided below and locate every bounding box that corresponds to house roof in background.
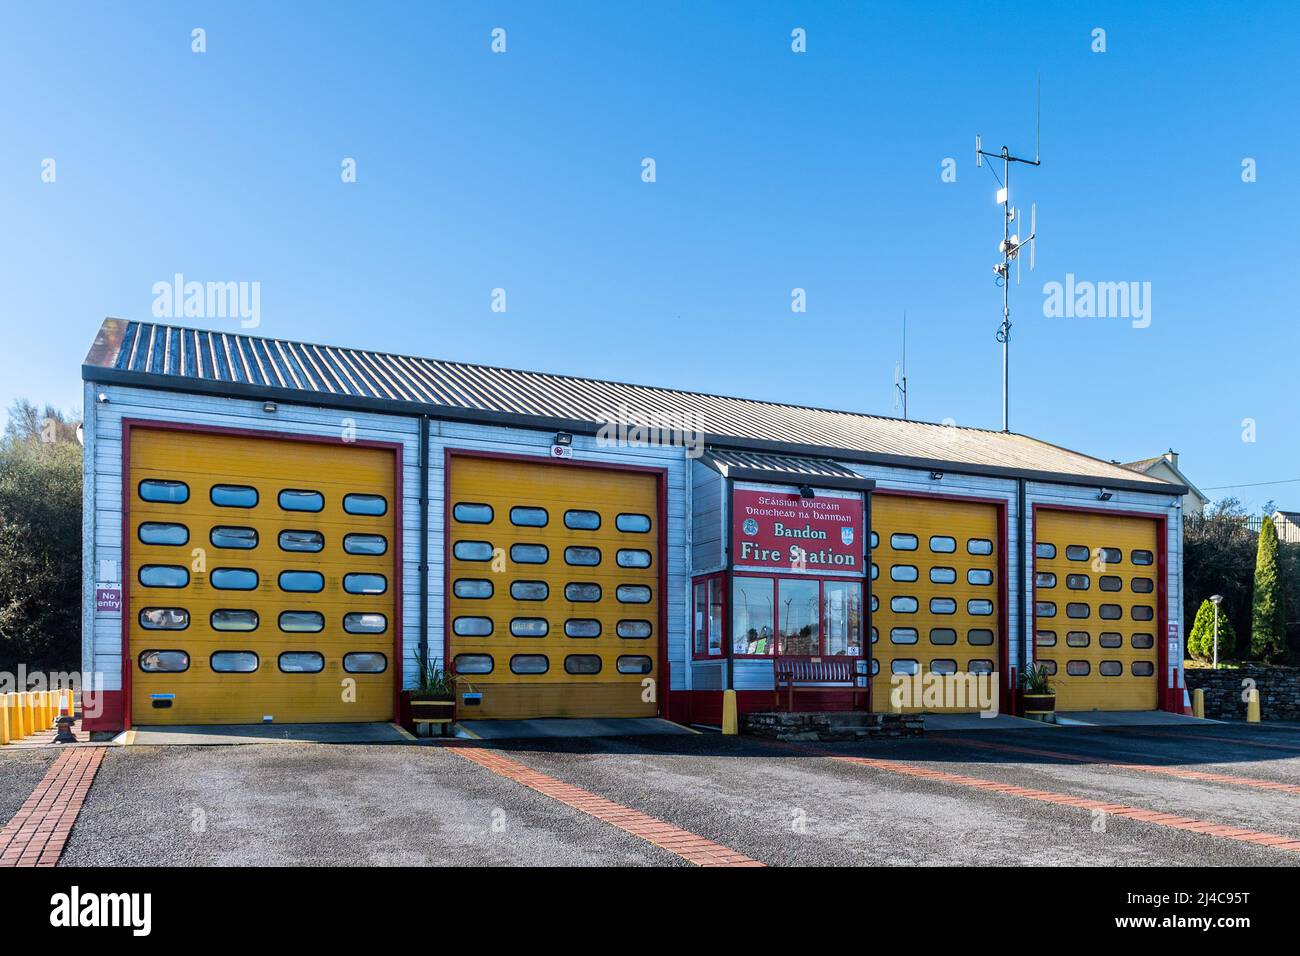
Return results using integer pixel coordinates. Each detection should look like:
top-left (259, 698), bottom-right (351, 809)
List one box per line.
top-left (1121, 452), bottom-right (1207, 503)
top-left (82, 318), bottom-right (1186, 495)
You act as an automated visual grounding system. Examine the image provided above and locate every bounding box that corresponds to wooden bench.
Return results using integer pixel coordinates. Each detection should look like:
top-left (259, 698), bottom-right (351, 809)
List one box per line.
top-left (773, 657), bottom-right (868, 712)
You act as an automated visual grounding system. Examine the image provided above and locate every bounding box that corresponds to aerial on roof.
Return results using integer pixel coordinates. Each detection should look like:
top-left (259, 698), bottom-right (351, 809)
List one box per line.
top-left (83, 318), bottom-right (1183, 494)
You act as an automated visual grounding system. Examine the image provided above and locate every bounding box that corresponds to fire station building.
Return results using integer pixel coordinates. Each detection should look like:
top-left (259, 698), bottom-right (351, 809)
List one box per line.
top-left (79, 318), bottom-right (1188, 732)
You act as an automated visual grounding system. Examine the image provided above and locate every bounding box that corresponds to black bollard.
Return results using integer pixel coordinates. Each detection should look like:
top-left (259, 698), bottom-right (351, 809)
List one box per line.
top-left (54, 716), bottom-right (78, 744)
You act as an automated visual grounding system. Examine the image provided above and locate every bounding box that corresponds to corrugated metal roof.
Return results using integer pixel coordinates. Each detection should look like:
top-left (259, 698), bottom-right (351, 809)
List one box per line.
top-left (702, 449), bottom-right (865, 481)
top-left (82, 318), bottom-right (1183, 493)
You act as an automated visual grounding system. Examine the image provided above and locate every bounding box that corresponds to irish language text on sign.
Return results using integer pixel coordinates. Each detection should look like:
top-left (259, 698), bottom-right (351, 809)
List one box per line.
top-left (731, 488), bottom-right (864, 573)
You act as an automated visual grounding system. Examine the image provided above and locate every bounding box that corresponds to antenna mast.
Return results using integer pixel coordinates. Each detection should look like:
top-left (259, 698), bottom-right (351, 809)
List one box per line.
top-left (976, 76), bottom-right (1041, 433)
top-left (894, 311), bottom-right (908, 420)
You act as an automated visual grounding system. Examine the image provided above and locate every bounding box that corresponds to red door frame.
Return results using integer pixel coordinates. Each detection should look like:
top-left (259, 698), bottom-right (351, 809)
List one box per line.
top-left (119, 418), bottom-right (405, 730)
top-left (871, 487), bottom-right (1012, 714)
top-left (1029, 503), bottom-right (1171, 712)
top-left (690, 571), bottom-right (728, 662)
top-left (443, 448), bottom-right (671, 719)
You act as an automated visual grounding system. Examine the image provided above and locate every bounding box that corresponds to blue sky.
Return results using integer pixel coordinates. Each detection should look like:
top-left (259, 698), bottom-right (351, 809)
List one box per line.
top-left (2, 2), bottom-right (1296, 510)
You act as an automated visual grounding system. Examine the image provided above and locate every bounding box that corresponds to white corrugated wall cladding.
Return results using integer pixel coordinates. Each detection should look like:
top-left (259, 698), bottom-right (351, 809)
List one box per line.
top-left (690, 458), bottom-right (725, 575)
top-left (82, 385), bottom-right (421, 691)
top-left (81, 382), bottom-right (1180, 706)
top-left (82, 385), bottom-right (693, 693)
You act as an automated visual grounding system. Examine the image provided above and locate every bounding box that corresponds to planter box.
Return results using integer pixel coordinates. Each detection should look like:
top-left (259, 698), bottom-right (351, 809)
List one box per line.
top-left (1022, 693), bottom-right (1056, 721)
top-left (410, 698), bottom-right (455, 720)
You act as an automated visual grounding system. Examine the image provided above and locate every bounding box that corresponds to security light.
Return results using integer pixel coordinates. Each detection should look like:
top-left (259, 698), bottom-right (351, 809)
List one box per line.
top-left (554, 431), bottom-right (573, 446)
top-left (798, 485), bottom-right (815, 499)
top-left (1097, 488), bottom-right (1113, 501)
top-left (930, 471), bottom-right (943, 481)
top-left (263, 401), bottom-right (278, 414)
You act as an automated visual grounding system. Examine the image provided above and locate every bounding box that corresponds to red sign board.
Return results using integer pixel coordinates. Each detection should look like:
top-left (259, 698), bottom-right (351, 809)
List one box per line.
top-left (732, 487), bottom-right (865, 574)
top-left (95, 587), bottom-right (121, 613)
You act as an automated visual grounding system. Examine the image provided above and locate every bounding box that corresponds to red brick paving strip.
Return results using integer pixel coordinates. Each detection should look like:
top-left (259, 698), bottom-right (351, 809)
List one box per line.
top-left (937, 736), bottom-right (1300, 795)
top-left (833, 753), bottom-right (1300, 853)
top-left (0, 747), bottom-right (105, 867)
top-left (450, 746), bottom-right (764, 867)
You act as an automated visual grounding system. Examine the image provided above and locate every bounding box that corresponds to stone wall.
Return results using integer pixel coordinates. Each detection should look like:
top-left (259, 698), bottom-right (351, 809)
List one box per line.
top-left (1184, 664), bottom-right (1300, 721)
top-left (742, 711), bottom-right (923, 742)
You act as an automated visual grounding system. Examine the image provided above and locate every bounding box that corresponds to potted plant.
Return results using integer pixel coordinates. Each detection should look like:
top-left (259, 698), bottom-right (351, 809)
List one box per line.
top-left (410, 643), bottom-right (461, 734)
top-left (1020, 663), bottom-right (1056, 722)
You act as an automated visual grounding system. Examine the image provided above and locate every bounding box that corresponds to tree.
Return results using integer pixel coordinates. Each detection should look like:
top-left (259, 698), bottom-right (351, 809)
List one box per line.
top-left (1187, 598), bottom-right (1235, 662)
top-left (1183, 497), bottom-right (1255, 654)
top-left (3, 399), bottom-right (80, 445)
top-left (0, 400), bottom-right (83, 672)
top-left (1251, 517), bottom-right (1287, 662)
top-left (1276, 540), bottom-right (1300, 661)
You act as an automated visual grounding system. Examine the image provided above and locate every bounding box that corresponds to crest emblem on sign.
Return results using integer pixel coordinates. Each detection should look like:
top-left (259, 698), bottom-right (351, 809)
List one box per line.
top-left (841, 527), bottom-right (854, 546)
top-left (743, 518), bottom-right (759, 536)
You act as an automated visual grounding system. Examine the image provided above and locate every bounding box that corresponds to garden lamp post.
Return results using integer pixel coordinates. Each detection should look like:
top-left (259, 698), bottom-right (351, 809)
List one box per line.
top-left (1210, 594), bottom-right (1224, 669)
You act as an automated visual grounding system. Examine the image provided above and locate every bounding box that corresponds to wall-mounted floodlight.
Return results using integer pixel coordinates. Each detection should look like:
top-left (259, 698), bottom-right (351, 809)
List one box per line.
top-left (554, 431), bottom-right (573, 446)
top-left (930, 471), bottom-right (944, 481)
top-left (263, 401), bottom-right (278, 414)
top-left (1098, 488), bottom-right (1113, 501)
top-left (798, 485), bottom-right (815, 499)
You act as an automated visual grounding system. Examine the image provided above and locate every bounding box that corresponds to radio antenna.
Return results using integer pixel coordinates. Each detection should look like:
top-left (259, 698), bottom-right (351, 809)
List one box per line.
top-left (894, 311), bottom-right (909, 420)
top-left (975, 74), bottom-right (1042, 433)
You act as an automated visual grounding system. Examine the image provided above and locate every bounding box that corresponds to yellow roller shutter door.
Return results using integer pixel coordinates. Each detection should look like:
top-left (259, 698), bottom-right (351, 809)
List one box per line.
top-left (1032, 510), bottom-right (1159, 711)
top-left (870, 494), bottom-right (1001, 713)
top-left (447, 455), bottom-right (660, 720)
top-left (128, 427), bottom-right (397, 725)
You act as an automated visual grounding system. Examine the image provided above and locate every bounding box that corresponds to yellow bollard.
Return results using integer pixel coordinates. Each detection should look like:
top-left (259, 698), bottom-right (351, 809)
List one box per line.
top-left (38, 690), bottom-right (49, 728)
top-left (0, 695), bottom-right (9, 746)
top-left (721, 689), bottom-right (738, 736)
top-left (10, 693), bottom-right (23, 739)
top-left (26, 692), bottom-right (38, 734)
top-left (1247, 688), bottom-right (1261, 723)
top-left (1192, 688), bottom-right (1205, 719)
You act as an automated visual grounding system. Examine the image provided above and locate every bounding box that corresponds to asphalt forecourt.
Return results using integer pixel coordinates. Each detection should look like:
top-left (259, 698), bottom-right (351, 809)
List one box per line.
top-left (0, 729), bottom-right (1286, 938)
top-left (56, 742), bottom-right (685, 867)
top-left (17, 727), bottom-right (1300, 869)
top-left (478, 729), bottom-right (1300, 867)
